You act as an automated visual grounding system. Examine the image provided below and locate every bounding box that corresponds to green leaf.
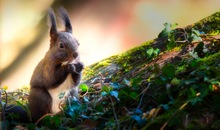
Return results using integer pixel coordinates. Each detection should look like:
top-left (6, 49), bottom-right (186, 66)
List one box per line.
top-left (65, 107), bottom-right (75, 118)
top-left (146, 48), bottom-right (154, 57)
top-left (171, 78), bottom-right (180, 85)
top-left (110, 82), bottom-right (121, 90)
top-left (153, 48), bottom-right (160, 55)
top-left (58, 92), bottom-right (66, 99)
top-left (124, 78), bottom-right (131, 86)
top-left (166, 32), bottom-right (176, 50)
top-left (189, 51), bottom-right (199, 59)
top-left (161, 104), bottom-right (169, 111)
top-left (83, 96), bottom-right (89, 102)
top-left (27, 124), bottom-right (36, 130)
top-left (189, 97), bottom-right (202, 105)
top-left (131, 115), bottom-right (146, 125)
top-left (190, 28), bottom-right (202, 42)
top-left (101, 91), bottom-right (108, 96)
top-left (135, 108), bottom-right (143, 114)
top-left (129, 92), bottom-right (138, 100)
top-left (118, 89), bottom-right (129, 98)
top-left (102, 86), bottom-right (111, 93)
top-left (131, 115), bottom-right (141, 123)
top-left (131, 78), bottom-right (142, 88)
top-left (42, 115), bottom-right (51, 127)
top-left (110, 91), bottom-right (119, 99)
top-left (15, 101), bottom-right (25, 108)
top-left (158, 23), bottom-right (178, 38)
top-left (162, 64), bottom-right (175, 78)
top-left (50, 115), bottom-right (61, 127)
top-left (79, 83), bottom-right (89, 92)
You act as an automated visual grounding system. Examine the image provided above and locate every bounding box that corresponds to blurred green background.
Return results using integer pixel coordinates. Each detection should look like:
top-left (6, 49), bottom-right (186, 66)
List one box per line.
top-left (0, 0), bottom-right (220, 90)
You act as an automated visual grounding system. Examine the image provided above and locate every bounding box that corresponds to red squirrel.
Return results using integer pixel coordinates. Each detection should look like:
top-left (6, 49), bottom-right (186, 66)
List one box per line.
top-left (28, 7), bottom-right (84, 122)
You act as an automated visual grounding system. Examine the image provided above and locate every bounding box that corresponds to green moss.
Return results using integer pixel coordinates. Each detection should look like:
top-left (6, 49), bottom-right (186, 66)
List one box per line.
top-left (188, 11), bottom-right (220, 34)
top-left (116, 40), bottom-right (154, 63)
top-left (82, 40), bottom-right (154, 80)
top-left (198, 51), bottom-right (220, 64)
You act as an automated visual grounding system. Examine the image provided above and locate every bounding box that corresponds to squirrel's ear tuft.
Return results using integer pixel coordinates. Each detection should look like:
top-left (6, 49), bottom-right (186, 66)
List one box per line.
top-left (48, 8), bottom-right (58, 40)
top-left (59, 7), bottom-right (72, 33)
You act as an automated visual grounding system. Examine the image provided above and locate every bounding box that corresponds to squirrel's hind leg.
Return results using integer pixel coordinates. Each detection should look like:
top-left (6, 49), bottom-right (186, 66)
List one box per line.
top-left (28, 88), bottom-right (52, 122)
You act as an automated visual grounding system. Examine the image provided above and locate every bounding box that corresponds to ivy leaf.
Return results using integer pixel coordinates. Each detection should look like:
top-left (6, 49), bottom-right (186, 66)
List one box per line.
top-left (171, 78), bottom-right (180, 85)
top-left (161, 104), bottom-right (169, 111)
top-left (146, 48), bottom-right (154, 57)
top-left (129, 92), bottom-right (138, 100)
top-left (101, 91), bottom-right (108, 96)
top-left (131, 78), bottom-right (142, 88)
top-left (58, 92), bottom-right (66, 99)
top-left (190, 28), bottom-right (202, 42)
top-left (189, 97), bottom-right (202, 105)
top-left (158, 23), bottom-right (178, 38)
top-left (79, 84), bottom-right (89, 92)
top-left (166, 32), bottom-right (176, 51)
top-left (124, 78), bottom-right (131, 86)
top-left (153, 48), bottom-right (160, 55)
top-left (189, 51), bottom-right (199, 59)
top-left (79, 103), bottom-right (88, 113)
top-left (110, 82), bottom-right (121, 90)
top-left (110, 91), bottom-right (119, 99)
top-left (131, 115), bottom-right (146, 125)
top-left (162, 64), bottom-right (175, 79)
top-left (102, 86), bottom-right (111, 93)
top-left (131, 115), bottom-right (141, 123)
top-left (65, 107), bottom-right (75, 118)
top-left (50, 115), bottom-right (61, 127)
top-left (146, 48), bottom-right (160, 58)
top-left (83, 96), bottom-right (89, 102)
top-left (135, 108), bottom-right (143, 114)
top-left (27, 124), bottom-right (36, 130)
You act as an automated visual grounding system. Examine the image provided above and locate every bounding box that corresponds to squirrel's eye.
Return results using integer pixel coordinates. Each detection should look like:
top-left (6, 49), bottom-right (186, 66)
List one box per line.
top-left (59, 43), bottom-right (64, 48)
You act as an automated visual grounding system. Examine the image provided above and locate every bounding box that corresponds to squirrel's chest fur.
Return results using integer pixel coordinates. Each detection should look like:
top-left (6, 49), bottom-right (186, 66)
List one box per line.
top-left (48, 74), bottom-right (74, 113)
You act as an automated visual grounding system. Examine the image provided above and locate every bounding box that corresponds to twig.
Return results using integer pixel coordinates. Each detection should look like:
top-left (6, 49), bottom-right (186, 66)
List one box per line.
top-left (35, 113), bottom-right (55, 125)
top-left (160, 101), bottom-right (188, 130)
top-left (137, 83), bottom-right (151, 108)
top-left (109, 96), bottom-right (120, 130)
top-left (79, 89), bottom-right (89, 97)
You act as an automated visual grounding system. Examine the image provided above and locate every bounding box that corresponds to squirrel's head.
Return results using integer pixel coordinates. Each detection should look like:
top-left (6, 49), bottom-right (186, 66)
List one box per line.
top-left (48, 7), bottom-right (79, 65)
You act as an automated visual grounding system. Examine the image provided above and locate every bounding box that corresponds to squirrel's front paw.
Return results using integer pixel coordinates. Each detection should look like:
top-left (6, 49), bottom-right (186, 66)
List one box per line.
top-left (74, 62), bottom-right (84, 72)
top-left (67, 64), bottom-right (76, 73)
top-left (67, 62), bottom-right (84, 74)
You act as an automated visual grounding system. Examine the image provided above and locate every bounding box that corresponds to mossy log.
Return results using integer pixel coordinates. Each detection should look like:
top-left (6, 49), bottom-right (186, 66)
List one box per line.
top-left (82, 11), bottom-right (220, 85)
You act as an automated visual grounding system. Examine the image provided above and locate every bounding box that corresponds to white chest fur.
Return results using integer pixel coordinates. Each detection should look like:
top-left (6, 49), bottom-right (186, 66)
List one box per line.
top-left (48, 74), bottom-right (76, 113)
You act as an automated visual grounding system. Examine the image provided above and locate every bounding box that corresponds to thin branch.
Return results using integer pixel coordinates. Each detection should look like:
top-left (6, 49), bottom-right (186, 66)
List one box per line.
top-left (138, 83), bottom-right (151, 108)
top-left (160, 101), bottom-right (188, 130)
top-left (35, 113), bottom-right (55, 125)
top-left (109, 96), bottom-right (120, 130)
